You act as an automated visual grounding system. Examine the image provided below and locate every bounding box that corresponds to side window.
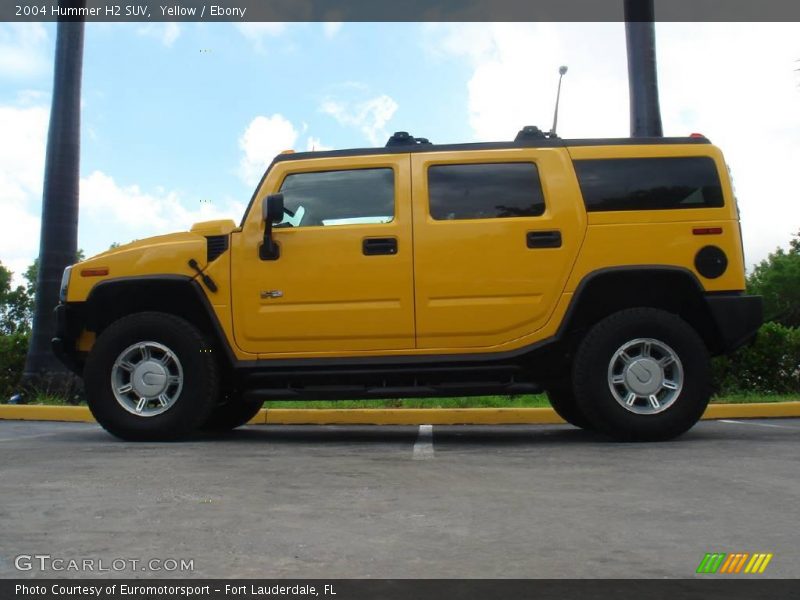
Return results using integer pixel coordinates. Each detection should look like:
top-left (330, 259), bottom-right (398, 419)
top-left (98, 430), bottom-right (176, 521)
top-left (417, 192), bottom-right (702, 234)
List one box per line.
top-left (427, 162), bottom-right (545, 221)
top-left (278, 168), bottom-right (394, 227)
top-left (573, 156), bottom-right (724, 212)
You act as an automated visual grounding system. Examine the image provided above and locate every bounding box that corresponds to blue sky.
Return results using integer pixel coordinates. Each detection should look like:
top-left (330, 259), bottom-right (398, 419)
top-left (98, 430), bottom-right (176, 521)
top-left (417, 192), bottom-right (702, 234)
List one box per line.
top-left (0, 22), bottom-right (798, 283)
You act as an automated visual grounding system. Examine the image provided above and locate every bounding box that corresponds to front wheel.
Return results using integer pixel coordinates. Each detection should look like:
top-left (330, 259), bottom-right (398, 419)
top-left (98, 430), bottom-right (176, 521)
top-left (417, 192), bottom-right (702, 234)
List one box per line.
top-left (84, 312), bottom-right (219, 441)
top-left (202, 395), bottom-right (264, 431)
top-left (573, 308), bottom-right (711, 442)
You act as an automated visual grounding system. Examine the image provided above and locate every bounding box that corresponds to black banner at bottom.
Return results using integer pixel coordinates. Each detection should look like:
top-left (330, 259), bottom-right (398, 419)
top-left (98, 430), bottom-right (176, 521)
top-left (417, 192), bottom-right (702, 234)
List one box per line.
top-left (3, 579), bottom-right (799, 600)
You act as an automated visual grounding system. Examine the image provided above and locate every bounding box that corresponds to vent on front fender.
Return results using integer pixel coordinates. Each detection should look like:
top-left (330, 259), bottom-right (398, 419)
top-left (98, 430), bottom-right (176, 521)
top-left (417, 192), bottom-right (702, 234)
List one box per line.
top-left (206, 235), bottom-right (229, 263)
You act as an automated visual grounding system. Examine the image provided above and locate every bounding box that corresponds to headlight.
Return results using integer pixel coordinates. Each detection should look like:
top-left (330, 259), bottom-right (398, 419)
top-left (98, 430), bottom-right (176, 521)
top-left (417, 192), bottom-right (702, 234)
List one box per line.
top-left (59, 266), bottom-right (72, 302)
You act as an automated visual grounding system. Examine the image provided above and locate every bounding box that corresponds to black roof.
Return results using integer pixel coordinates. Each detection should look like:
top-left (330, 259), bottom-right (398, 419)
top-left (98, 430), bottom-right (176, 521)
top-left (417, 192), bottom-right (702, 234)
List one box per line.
top-left (273, 135), bottom-right (710, 164)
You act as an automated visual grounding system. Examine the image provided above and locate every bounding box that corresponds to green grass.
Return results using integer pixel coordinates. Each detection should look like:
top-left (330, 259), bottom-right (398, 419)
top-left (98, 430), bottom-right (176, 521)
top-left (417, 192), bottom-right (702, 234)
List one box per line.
top-left (29, 394), bottom-right (75, 406)
top-left (709, 393), bottom-right (799, 404)
top-left (263, 395), bottom-right (553, 409)
top-left (26, 392), bottom-right (799, 408)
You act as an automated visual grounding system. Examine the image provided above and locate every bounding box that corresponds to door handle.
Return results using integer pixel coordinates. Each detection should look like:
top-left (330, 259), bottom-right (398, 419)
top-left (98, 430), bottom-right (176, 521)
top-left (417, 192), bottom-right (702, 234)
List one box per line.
top-left (363, 237), bottom-right (398, 256)
top-left (526, 230), bottom-right (562, 249)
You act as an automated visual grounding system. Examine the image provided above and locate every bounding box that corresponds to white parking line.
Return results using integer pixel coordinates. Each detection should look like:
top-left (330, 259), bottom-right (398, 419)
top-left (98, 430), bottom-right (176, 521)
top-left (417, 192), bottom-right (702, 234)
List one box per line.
top-left (719, 419), bottom-right (799, 430)
top-left (0, 432), bottom-right (64, 443)
top-left (413, 424), bottom-right (434, 460)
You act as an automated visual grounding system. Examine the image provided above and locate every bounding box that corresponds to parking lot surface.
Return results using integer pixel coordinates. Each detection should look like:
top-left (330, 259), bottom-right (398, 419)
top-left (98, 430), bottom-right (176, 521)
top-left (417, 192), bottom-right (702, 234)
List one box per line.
top-left (0, 419), bottom-right (798, 578)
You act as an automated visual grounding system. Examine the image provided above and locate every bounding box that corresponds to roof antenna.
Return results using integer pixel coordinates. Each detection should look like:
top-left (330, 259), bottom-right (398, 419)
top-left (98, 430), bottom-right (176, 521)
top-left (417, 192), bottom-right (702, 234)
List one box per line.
top-left (549, 65), bottom-right (568, 137)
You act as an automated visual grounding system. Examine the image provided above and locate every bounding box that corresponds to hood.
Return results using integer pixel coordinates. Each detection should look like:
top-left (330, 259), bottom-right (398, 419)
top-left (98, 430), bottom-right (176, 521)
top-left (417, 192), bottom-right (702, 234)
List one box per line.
top-left (65, 224), bottom-right (233, 302)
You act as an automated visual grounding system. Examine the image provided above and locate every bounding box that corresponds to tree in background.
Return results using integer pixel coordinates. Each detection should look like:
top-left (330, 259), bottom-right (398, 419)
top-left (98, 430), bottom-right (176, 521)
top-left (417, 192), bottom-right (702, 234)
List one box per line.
top-left (1, 262), bottom-right (33, 400)
top-left (0, 263), bottom-right (32, 336)
top-left (22, 7), bottom-right (86, 394)
top-left (747, 230), bottom-right (800, 328)
top-left (2, 252), bottom-right (85, 402)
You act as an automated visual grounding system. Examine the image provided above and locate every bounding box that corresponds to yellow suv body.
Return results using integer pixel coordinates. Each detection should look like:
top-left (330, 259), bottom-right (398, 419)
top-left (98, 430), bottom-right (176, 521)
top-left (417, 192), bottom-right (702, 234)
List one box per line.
top-left (54, 130), bottom-right (762, 441)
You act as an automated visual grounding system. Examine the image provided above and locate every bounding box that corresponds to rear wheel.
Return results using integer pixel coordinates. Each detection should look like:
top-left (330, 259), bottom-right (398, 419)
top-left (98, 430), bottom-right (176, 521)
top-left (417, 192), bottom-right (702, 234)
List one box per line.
top-left (546, 385), bottom-right (594, 430)
top-left (84, 312), bottom-right (218, 441)
top-left (573, 308), bottom-right (711, 442)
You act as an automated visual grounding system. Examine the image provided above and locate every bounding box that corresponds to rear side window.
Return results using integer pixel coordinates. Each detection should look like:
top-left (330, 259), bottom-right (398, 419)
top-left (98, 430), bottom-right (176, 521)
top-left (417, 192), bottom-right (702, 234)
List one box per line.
top-left (428, 162), bottom-right (545, 220)
top-left (278, 168), bottom-right (394, 227)
top-left (573, 157), bottom-right (724, 212)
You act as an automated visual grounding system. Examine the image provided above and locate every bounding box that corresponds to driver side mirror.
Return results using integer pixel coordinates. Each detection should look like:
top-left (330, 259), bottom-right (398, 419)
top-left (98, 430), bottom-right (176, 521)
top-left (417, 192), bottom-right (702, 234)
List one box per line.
top-left (260, 193), bottom-right (284, 260)
top-left (263, 193), bottom-right (284, 224)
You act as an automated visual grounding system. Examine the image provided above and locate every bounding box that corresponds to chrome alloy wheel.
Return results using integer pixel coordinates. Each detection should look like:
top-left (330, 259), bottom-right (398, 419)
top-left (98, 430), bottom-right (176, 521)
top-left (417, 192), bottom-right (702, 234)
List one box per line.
top-left (607, 338), bottom-right (684, 415)
top-left (110, 341), bottom-right (183, 417)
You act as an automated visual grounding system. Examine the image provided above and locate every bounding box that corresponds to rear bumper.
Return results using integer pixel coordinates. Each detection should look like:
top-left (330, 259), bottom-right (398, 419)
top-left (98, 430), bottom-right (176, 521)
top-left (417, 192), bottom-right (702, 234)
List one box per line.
top-left (705, 294), bottom-right (763, 353)
top-left (52, 303), bottom-right (85, 375)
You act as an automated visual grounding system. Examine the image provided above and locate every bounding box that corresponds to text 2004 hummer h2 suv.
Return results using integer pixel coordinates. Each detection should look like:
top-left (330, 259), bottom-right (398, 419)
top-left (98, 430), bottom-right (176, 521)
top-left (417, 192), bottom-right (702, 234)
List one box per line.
top-left (53, 127), bottom-right (762, 442)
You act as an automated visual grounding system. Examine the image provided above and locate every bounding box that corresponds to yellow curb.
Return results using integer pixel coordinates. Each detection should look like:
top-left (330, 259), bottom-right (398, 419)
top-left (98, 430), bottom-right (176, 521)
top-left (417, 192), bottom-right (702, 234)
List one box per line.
top-left (1, 402), bottom-right (799, 426)
top-left (702, 402), bottom-right (800, 419)
top-left (0, 404), bottom-right (93, 422)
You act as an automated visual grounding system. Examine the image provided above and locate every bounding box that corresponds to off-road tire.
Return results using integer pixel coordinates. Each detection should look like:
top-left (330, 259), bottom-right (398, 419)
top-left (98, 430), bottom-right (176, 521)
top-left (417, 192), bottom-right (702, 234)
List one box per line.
top-left (84, 312), bottom-right (219, 441)
top-left (202, 396), bottom-right (264, 431)
top-left (546, 385), bottom-right (594, 430)
top-left (573, 308), bottom-right (711, 442)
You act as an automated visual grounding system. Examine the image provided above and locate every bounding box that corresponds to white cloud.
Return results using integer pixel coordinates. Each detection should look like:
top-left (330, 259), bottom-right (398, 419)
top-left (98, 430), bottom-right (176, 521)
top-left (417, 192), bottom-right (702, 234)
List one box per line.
top-left (0, 23), bottom-right (49, 78)
top-left (0, 104), bottom-right (49, 282)
top-left (238, 114), bottom-right (299, 186)
top-left (655, 22), bottom-right (800, 269)
top-left (425, 23), bottom-right (629, 141)
top-left (320, 94), bottom-right (398, 145)
top-left (0, 101), bottom-right (251, 282)
top-left (323, 22), bottom-right (342, 39)
top-left (80, 171), bottom-right (246, 238)
top-left (136, 23), bottom-right (181, 47)
top-left (0, 202), bottom-right (41, 282)
top-left (0, 104), bottom-right (49, 202)
top-left (235, 22), bottom-right (288, 50)
top-left (305, 136), bottom-right (332, 151)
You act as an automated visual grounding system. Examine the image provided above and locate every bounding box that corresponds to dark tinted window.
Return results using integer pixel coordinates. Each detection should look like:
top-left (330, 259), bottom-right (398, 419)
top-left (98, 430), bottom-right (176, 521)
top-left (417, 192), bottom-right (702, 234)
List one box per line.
top-left (428, 162), bottom-right (545, 220)
top-left (573, 157), bottom-right (723, 212)
top-left (278, 168), bottom-right (394, 227)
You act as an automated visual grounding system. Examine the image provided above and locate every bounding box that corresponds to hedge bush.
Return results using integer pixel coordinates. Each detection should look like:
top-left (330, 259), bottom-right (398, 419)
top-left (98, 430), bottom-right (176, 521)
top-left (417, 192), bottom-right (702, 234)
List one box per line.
top-left (0, 331), bottom-right (28, 400)
top-left (713, 322), bottom-right (800, 395)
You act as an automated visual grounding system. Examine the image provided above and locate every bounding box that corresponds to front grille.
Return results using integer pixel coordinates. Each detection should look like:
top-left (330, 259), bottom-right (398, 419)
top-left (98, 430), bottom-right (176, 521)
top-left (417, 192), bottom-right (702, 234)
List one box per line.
top-left (206, 235), bottom-right (229, 262)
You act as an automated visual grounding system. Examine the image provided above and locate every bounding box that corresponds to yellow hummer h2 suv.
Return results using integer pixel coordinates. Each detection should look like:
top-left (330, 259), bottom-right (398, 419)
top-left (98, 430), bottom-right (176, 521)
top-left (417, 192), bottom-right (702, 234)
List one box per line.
top-left (54, 127), bottom-right (762, 442)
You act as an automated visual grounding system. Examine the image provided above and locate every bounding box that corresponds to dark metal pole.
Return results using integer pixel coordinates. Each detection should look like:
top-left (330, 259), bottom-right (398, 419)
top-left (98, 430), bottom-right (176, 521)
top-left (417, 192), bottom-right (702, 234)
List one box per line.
top-left (624, 0), bottom-right (663, 137)
top-left (23, 8), bottom-right (85, 392)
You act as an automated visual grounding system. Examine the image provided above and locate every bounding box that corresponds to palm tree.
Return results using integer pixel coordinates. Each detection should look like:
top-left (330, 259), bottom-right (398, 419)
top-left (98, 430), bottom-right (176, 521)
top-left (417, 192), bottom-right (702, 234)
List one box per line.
top-left (624, 0), bottom-right (663, 137)
top-left (22, 4), bottom-right (85, 397)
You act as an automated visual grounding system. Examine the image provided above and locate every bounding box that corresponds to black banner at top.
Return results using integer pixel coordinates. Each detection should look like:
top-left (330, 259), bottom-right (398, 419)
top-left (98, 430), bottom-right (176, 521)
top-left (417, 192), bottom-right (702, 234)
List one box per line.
top-left (4, 0), bottom-right (800, 22)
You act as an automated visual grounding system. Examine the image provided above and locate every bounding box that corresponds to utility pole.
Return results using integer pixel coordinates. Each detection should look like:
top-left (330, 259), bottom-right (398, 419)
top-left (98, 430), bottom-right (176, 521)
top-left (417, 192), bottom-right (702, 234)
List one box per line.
top-left (23, 2), bottom-right (85, 398)
top-left (624, 0), bottom-right (663, 137)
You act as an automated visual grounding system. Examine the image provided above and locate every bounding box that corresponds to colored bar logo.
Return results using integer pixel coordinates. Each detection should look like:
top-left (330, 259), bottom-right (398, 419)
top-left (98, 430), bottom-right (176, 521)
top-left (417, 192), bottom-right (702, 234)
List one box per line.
top-left (697, 552), bottom-right (773, 574)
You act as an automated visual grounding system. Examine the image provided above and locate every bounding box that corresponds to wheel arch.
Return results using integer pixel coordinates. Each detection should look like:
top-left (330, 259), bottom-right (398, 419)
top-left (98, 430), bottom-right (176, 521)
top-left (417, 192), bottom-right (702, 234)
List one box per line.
top-left (84, 275), bottom-right (235, 370)
top-left (559, 266), bottom-right (725, 355)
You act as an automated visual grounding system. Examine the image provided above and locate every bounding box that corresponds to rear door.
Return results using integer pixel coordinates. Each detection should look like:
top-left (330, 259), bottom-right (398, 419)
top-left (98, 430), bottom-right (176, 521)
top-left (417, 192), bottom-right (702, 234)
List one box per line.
top-left (410, 148), bottom-right (585, 350)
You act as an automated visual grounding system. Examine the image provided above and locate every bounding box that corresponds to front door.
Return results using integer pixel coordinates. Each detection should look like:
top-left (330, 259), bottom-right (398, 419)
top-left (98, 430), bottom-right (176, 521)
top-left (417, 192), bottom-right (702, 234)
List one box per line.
top-left (231, 154), bottom-right (414, 356)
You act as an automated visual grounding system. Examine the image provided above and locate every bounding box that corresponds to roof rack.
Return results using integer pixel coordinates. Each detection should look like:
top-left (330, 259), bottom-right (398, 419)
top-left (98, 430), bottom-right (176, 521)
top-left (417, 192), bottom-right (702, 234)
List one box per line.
top-left (514, 125), bottom-right (558, 142)
top-left (385, 131), bottom-right (432, 147)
